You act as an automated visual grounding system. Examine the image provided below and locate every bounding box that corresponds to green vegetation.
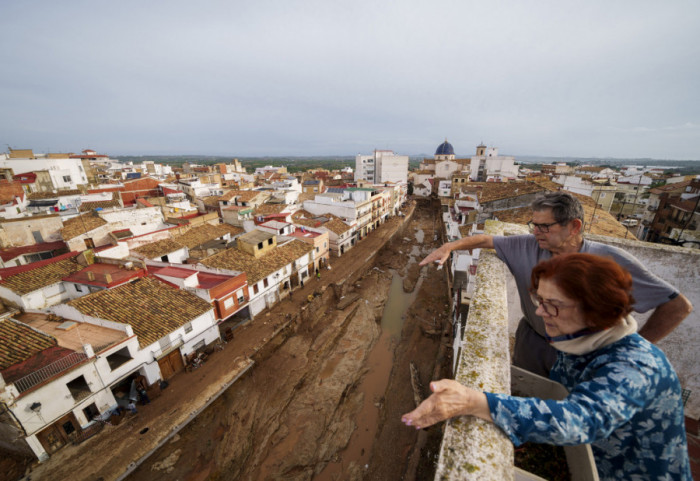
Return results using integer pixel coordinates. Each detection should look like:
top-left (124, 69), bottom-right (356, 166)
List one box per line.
top-left (117, 155), bottom-right (356, 173)
top-left (117, 155), bottom-right (425, 173)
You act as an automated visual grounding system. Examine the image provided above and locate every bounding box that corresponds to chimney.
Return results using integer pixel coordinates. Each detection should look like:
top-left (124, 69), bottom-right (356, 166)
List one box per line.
top-left (105, 273), bottom-right (112, 283)
top-left (82, 344), bottom-right (95, 358)
top-left (87, 272), bottom-right (95, 281)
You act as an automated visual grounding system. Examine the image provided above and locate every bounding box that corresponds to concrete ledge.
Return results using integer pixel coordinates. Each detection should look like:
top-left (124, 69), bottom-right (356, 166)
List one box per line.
top-left (435, 220), bottom-right (513, 481)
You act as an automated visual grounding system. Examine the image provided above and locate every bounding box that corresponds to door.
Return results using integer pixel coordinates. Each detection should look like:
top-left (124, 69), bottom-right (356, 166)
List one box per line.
top-left (36, 412), bottom-right (80, 454)
top-left (158, 349), bottom-right (185, 379)
top-left (37, 424), bottom-right (66, 454)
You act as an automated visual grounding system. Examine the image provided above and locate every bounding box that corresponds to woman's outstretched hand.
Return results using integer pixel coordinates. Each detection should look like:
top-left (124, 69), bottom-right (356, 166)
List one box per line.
top-left (401, 379), bottom-right (491, 429)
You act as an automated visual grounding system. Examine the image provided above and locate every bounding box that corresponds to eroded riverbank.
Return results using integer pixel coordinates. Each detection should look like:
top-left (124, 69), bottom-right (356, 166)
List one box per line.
top-left (123, 200), bottom-right (449, 481)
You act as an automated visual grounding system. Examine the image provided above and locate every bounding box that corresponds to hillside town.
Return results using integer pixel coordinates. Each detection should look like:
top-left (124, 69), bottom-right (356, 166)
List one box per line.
top-left (0, 142), bottom-right (698, 480)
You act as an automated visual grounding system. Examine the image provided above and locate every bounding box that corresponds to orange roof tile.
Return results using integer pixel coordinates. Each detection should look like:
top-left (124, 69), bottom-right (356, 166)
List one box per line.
top-left (0, 318), bottom-right (57, 370)
top-left (173, 224), bottom-right (235, 249)
top-left (60, 212), bottom-right (108, 240)
top-left (0, 256), bottom-right (83, 295)
top-left (201, 240), bottom-right (312, 284)
top-left (66, 277), bottom-right (213, 348)
top-left (132, 238), bottom-right (185, 259)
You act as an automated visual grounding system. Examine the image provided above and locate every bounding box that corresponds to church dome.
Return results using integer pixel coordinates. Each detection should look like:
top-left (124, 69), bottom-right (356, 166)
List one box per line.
top-left (435, 140), bottom-right (455, 156)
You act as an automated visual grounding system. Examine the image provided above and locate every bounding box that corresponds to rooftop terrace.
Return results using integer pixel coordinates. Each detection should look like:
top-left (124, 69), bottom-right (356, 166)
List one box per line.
top-left (435, 220), bottom-right (700, 480)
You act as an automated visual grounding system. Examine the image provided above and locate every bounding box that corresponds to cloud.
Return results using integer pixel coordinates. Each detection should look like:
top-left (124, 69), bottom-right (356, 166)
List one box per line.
top-left (1, 0), bottom-right (699, 159)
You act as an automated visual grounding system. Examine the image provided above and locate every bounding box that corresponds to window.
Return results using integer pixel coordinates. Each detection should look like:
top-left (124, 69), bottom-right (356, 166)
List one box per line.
top-left (263, 278), bottom-right (269, 288)
top-left (62, 420), bottom-right (76, 435)
top-left (75, 284), bottom-right (83, 293)
top-left (66, 375), bottom-right (91, 401)
top-left (82, 403), bottom-right (99, 421)
top-left (237, 289), bottom-right (245, 304)
top-left (106, 346), bottom-right (133, 371)
top-left (268, 238), bottom-right (273, 245)
top-left (253, 284), bottom-right (259, 294)
top-left (63, 175), bottom-right (72, 183)
top-left (224, 297), bottom-right (234, 309)
top-left (258, 242), bottom-right (264, 250)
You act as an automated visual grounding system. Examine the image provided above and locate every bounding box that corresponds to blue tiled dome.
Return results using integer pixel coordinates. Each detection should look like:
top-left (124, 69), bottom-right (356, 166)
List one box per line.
top-left (435, 140), bottom-right (454, 156)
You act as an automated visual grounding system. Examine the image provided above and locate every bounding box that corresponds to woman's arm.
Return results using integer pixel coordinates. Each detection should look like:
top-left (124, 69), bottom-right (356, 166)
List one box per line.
top-left (401, 379), bottom-right (492, 429)
top-left (402, 360), bottom-right (655, 447)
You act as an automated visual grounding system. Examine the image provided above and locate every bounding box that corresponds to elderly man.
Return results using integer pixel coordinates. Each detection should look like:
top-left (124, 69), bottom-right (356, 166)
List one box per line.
top-left (421, 191), bottom-right (693, 376)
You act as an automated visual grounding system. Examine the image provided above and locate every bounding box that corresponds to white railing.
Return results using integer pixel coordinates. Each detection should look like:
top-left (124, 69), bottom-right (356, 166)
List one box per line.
top-left (14, 351), bottom-right (88, 393)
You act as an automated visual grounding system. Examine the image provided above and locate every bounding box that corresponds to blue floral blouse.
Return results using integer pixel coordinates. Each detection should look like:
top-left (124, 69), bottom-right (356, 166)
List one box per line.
top-left (485, 334), bottom-right (692, 480)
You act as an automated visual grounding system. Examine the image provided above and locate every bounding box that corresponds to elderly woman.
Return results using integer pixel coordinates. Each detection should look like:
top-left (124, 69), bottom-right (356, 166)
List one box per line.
top-left (402, 253), bottom-right (691, 480)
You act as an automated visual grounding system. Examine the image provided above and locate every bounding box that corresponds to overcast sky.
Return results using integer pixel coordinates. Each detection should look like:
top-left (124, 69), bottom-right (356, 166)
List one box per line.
top-left (1, 1), bottom-right (699, 160)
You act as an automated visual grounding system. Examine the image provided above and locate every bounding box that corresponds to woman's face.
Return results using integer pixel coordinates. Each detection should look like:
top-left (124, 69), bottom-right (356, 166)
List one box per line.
top-left (535, 278), bottom-right (588, 338)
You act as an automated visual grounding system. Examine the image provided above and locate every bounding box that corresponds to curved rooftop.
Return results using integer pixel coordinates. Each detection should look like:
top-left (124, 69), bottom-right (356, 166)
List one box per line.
top-left (435, 140), bottom-right (455, 156)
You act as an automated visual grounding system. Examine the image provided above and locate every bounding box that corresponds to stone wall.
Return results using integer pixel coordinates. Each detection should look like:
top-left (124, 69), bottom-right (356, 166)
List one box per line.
top-left (435, 220), bottom-right (514, 480)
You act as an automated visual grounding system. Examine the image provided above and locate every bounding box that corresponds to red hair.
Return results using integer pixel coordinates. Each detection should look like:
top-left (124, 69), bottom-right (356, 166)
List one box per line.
top-left (530, 253), bottom-right (635, 329)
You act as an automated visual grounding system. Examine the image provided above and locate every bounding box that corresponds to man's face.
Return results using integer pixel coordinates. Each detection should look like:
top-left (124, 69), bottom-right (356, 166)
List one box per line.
top-left (530, 209), bottom-right (574, 252)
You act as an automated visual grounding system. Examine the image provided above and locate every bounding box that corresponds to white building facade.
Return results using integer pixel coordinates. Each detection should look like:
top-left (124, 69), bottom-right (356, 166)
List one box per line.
top-left (355, 150), bottom-right (408, 184)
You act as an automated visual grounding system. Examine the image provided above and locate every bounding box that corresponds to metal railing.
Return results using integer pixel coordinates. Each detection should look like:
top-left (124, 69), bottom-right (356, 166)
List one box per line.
top-left (14, 351), bottom-right (88, 393)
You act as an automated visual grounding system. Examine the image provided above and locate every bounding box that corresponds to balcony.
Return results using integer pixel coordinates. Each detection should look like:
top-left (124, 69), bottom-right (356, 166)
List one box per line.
top-left (13, 351), bottom-right (89, 394)
top-left (435, 220), bottom-right (700, 480)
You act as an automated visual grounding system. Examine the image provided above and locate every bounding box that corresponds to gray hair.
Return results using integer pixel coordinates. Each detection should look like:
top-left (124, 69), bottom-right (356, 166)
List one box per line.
top-left (531, 192), bottom-right (584, 224)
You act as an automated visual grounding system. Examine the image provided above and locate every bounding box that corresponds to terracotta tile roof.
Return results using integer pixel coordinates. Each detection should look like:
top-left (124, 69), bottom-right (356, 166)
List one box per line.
top-left (202, 195), bottom-right (222, 207)
top-left (291, 210), bottom-right (345, 230)
top-left (79, 192), bottom-right (122, 212)
top-left (254, 203), bottom-right (288, 216)
top-left (61, 212), bottom-right (108, 240)
top-left (66, 277), bottom-right (213, 348)
top-left (238, 190), bottom-right (267, 202)
top-left (0, 183), bottom-right (25, 204)
top-left (132, 238), bottom-right (185, 259)
top-left (0, 318), bottom-right (58, 371)
top-left (173, 224), bottom-right (234, 249)
top-left (649, 180), bottom-right (691, 195)
top-left (0, 255), bottom-right (83, 295)
top-left (145, 197), bottom-right (167, 207)
top-left (135, 198), bottom-right (154, 208)
top-left (297, 192), bottom-right (316, 203)
top-left (219, 190), bottom-right (240, 201)
top-left (531, 179), bottom-right (563, 191)
top-left (0, 241), bottom-right (67, 262)
top-left (218, 224), bottom-right (245, 236)
top-left (28, 189), bottom-right (83, 200)
top-left (201, 240), bottom-right (313, 283)
top-left (291, 209), bottom-right (316, 219)
top-left (461, 182), bottom-right (546, 203)
top-left (324, 218), bottom-right (353, 235)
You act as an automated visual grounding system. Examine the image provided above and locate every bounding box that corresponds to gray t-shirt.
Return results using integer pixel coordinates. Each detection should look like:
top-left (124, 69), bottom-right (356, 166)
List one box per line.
top-left (492, 235), bottom-right (678, 338)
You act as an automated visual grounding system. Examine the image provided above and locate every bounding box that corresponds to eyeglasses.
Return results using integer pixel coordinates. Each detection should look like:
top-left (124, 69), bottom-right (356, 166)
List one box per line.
top-left (529, 291), bottom-right (577, 317)
top-left (527, 220), bottom-right (564, 233)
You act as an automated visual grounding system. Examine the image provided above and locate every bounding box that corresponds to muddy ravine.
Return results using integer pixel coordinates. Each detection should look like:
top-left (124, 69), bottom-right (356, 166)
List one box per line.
top-left (125, 200), bottom-right (450, 481)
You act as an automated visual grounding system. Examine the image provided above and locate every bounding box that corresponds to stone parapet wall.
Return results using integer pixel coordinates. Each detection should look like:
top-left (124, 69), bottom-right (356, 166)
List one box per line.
top-left (435, 220), bottom-right (513, 480)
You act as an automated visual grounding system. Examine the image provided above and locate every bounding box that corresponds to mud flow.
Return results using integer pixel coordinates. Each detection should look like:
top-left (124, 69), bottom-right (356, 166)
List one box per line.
top-left (125, 200), bottom-right (450, 481)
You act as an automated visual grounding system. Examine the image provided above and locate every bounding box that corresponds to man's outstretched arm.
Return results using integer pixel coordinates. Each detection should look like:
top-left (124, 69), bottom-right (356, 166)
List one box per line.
top-left (419, 234), bottom-right (495, 266)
